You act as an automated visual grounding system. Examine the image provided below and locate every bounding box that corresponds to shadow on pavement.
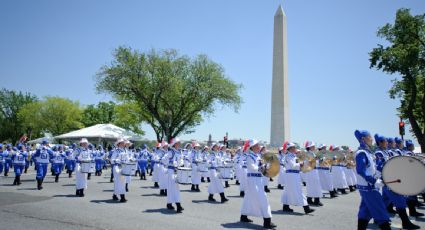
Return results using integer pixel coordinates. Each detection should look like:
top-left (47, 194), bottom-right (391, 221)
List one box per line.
top-left (17, 188), bottom-right (37, 191)
top-left (221, 222), bottom-right (263, 229)
top-left (143, 208), bottom-right (180, 215)
top-left (271, 210), bottom-right (304, 216)
top-left (53, 194), bottom-right (78, 198)
top-left (192, 199), bottom-right (222, 204)
top-left (141, 193), bottom-right (163, 197)
top-left (103, 189), bottom-right (114, 192)
top-left (62, 184), bottom-right (75, 187)
top-left (90, 199), bottom-right (122, 204)
top-left (227, 195), bottom-right (242, 198)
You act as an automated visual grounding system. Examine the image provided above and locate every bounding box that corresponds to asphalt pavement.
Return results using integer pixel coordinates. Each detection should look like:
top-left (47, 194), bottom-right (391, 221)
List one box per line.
top-left (0, 167), bottom-right (424, 230)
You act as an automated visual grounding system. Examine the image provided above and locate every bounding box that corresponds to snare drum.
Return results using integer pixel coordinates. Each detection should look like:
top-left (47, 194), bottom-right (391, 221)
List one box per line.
top-left (121, 162), bottom-right (137, 176)
top-left (382, 155), bottom-right (425, 196)
top-left (218, 165), bottom-right (233, 179)
top-left (80, 161), bottom-right (93, 173)
top-left (176, 167), bottom-right (192, 184)
top-left (197, 162), bottom-right (208, 172)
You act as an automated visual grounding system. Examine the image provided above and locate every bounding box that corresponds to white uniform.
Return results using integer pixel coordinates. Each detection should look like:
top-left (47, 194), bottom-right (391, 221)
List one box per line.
top-left (164, 148), bottom-right (182, 204)
top-left (331, 156), bottom-right (348, 189)
top-left (281, 152), bottom-right (307, 206)
top-left (151, 150), bottom-right (161, 183)
top-left (190, 150), bottom-right (201, 185)
top-left (241, 151), bottom-right (272, 218)
top-left (208, 151), bottom-right (224, 194)
top-left (200, 150), bottom-right (209, 178)
top-left (158, 149), bottom-right (168, 190)
top-left (125, 149), bottom-right (135, 184)
top-left (317, 157), bottom-right (334, 192)
top-left (277, 153), bottom-right (286, 186)
top-left (239, 152), bottom-right (248, 192)
top-left (75, 148), bottom-right (92, 190)
top-left (110, 148), bottom-right (128, 195)
top-left (304, 151), bottom-right (323, 198)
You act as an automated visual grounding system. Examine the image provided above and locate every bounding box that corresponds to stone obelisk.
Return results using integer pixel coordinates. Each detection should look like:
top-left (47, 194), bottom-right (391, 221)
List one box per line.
top-left (270, 5), bottom-right (290, 147)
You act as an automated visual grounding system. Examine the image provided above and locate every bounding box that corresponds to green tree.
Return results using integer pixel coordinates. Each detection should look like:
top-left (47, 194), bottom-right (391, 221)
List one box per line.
top-left (114, 102), bottom-right (144, 135)
top-left (96, 47), bottom-right (242, 141)
top-left (18, 96), bottom-right (84, 137)
top-left (81, 101), bottom-right (116, 127)
top-left (81, 101), bottom-right (144, 135)
top-left (370, 8), bottom-right (425, 152)
top-left (0, 88), bottom-right (38, 143)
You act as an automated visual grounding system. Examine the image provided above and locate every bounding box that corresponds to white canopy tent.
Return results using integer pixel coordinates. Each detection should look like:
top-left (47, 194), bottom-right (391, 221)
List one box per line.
top-left (54, 124), bottom-right (144, 143)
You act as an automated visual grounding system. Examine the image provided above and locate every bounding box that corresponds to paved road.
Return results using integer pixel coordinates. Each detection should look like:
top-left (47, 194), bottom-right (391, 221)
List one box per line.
top-left (0, 168), bottom-right (423, 230)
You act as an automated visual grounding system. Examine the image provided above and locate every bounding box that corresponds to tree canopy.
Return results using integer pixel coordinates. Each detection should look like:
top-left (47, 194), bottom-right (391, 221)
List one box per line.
top-left (18, 96), bottom-right (84, 137)
top-left (96, 47), bottom-right (242, 141)
top-left (370, 8), bottom-right (425, 152)
top-left (81, 101), bottom-right (144, 135)
top-left (0, 88), bottom-right (38, 143)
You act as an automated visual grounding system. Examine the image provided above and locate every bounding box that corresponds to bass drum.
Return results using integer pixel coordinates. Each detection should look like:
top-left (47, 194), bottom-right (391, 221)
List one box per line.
top-left (382, 156), bottom-right (425, 196)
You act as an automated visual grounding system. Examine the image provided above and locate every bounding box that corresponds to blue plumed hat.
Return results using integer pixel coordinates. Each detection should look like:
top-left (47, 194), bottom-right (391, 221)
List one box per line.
top-left (354, 130), bottom-right (370, 143)
top-left (386, 137), bottom-right (394, 143)
top-left (374, 134), bottom-right (386, 145)
top-left (405, 140), bottom-right (414, 147)
top-left (395, 137), bottom-right (402, 144)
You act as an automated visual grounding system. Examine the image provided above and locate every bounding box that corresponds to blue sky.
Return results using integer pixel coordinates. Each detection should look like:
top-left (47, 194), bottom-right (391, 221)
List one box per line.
top-left (1, 0), bottom-right (424, 147)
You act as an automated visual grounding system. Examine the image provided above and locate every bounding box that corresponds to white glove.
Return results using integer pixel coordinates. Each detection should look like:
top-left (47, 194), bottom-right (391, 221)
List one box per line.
top-left (375, 179), bottom-right (384, 189)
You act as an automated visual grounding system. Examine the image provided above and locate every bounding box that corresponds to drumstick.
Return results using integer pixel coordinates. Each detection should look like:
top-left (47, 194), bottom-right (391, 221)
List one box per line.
top-left (384, 179), bottom-right (401, 184)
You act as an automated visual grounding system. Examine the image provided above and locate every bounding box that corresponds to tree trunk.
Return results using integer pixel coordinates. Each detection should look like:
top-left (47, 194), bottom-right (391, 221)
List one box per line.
top-left (406, 74), bottom-right (425, 153)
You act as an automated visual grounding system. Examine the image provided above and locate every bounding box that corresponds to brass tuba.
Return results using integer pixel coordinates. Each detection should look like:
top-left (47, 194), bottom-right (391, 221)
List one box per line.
top-left (261, 152), bottom-right (280, 178)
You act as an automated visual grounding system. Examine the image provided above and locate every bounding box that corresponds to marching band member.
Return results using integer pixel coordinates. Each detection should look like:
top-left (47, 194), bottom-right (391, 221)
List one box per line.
top-left (87, 144), bottom-right (95, 180)
top-left (277, 146), bottom-right (286, 190)
top-left (234, 147), bottom-right (242, 186)
top-left (0, 144), bottom-right (5, 175)
top-left (110, 138), bottom-right (128, 202)
top-left (94, 145), bottom-right (105, 176)
top-left (354, 130), bottom-right (391, 230)
top-left (137, 144), bottom-right (150, 180)
top-left (207, 143), bottom-right (229, 203)
top-left (183, 143), bottom-right (192, 168)
top-left (66, 143), bottom-right (76, 178)
top-left (12, 144), bottom-right (27, 186)
top-left (201, 146), bottom-right (210, 183)
top-left (51, 145), bottom-right (66, 183)
top-left (404, 140), bottom-right (425, 217)
top-left (220, 145), bottom-right (231, 188)
top-left (33, 140), bottom-right (52, 190)
top-left (240, 139), bottom-right (276, 229)
top-left (190, 142), bottom-right (202, 192)
top-left (238, 141), bottom-right (250, 197)
top-left (281, 142), bottom-right (315, 214)
top-left (317, 144), bottom-right (337, 198)
top-left (394, 137), bottom-right (404, 156)
top-left (330, 145), bottom-right (348, 194)
top-left (124, 140), bottom-right (135, 192)
top-left (158, 142), bottom-right (169, 196)
top-left (164, 138), bottom-right (184, 213)
top-left (375, 134), bottom-right (420, 229)
top-left (4, 144), bottom-right (13, 176)
top-left (74, 138), bottom-right (92, 197)
top-left (386, 138), bottom-right (397, 157)
top-left (259, 146), bottom-right (270, 193)
top-left (24, 144), bottom-right (30, 173)
top-left (304, 141), bottom-right (323, 206)
top-left (151, 143), bottom-right (162, 188)
top-left (345, 149), bottom-right (358, 192)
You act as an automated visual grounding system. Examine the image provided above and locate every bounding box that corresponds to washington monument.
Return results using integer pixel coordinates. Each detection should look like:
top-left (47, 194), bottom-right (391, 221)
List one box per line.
top-left (270, 5), bottom-right (290, 147)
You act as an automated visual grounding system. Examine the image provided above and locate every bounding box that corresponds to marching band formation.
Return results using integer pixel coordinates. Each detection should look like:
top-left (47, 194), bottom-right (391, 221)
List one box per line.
top-left (0, 132), bottom-right (424, 230)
